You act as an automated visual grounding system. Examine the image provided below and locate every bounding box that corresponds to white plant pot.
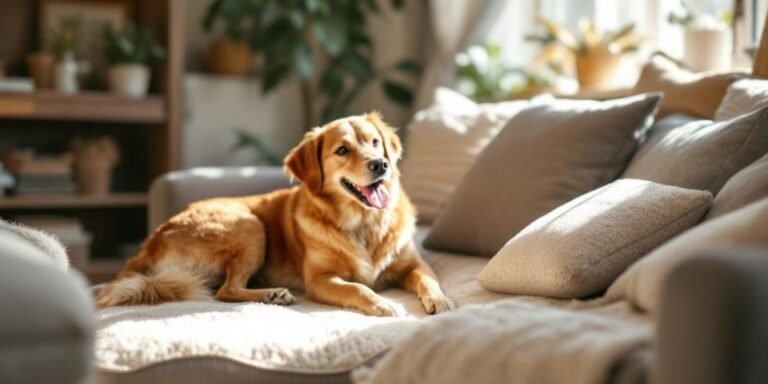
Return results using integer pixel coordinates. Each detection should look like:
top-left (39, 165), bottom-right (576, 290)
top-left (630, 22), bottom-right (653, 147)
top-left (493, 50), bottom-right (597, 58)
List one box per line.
top-left (108, 64), bottom-right (150, 98)
top-left (684, 27), bottom-right (732, 71)
top-left (54, 52), bottom-right (79, 94)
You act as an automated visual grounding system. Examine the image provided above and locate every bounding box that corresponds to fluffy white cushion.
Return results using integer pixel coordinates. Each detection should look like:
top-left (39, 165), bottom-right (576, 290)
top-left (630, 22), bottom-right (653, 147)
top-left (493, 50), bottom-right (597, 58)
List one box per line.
top-left (714, 78), bottom-right (768, 121)
top-left (400, 88), bottom-right (532, 223)
top-left (477, 179), bottom-right (713, 298)
top-left (606, 197), bottom-right (768, 313)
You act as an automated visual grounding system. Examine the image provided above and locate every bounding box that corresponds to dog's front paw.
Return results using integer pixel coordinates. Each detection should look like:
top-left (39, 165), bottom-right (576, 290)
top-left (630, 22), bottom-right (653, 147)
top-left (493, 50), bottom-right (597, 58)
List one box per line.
top-left (420, 293), bottom-right (456, 315)
top-left (364, 300), bottom-right (402, 317)
top-left (265, 288), bottom-right (296, 305)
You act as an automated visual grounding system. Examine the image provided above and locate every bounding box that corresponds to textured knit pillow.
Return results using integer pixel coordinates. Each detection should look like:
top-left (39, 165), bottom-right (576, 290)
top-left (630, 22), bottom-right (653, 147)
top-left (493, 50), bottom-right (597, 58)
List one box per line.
top-left (424, 93), bottom-right (661, 257)
top-left (714, 78), bottom-right (768, 121)
top-left (622, 106), bottom-right (768, 194)
top-left (400, 88), bottom-right (532, 223)
top-left (704, 154), bottom-right (768, 220)
top-left (634, 53), bottom-right (744, 119)
top-left (477, 179), bottom-right (712, 298)
top-left (606, 197), bottom-right (768, 314)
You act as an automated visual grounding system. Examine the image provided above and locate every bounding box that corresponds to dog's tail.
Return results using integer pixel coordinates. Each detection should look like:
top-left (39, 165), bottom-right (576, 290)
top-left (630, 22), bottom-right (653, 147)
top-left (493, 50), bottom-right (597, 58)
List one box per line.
top-left (95, 265), bottom-right (212, 308)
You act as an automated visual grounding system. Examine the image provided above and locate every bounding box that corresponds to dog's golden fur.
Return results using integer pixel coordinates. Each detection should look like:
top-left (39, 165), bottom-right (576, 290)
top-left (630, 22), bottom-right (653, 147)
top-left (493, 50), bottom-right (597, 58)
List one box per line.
top-left (96, 113), bottom-right (455, 316)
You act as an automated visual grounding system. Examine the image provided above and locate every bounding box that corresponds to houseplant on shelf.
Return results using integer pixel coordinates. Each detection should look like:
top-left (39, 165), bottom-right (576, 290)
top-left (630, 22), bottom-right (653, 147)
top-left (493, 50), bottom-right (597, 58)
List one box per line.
top-left (201, 0), bottom-right (259, 76)
top-left (48, 16), bottom-right (83, 94)
top-left (668, 1), bottom-right (733, 71)
top-left (103, 21), bottom-right (166, 98)
top-left (527, 17), bottom-right (640, 90)
top-left (201, 0), bottom-right (421, 129)
top-left (71, 136), bottom-right (120, 195)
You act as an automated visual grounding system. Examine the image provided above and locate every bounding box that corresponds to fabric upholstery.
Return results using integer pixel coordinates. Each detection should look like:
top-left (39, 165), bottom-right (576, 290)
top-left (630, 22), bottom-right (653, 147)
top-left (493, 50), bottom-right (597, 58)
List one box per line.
top-left (424, 93), bottom-right (661, 257)
top-left (633, 53), bottom-right (744, 119)
top-left (705, 154), bottom-right (768, 220)
top-left (477, 180), bottom-right (712, 298)
top-left (714, 78), bottom-right (768, 121)
top-left (622, 106), bottom-right (768, 194)
top-left (606, 197), bottom-right (768, 314)
top-left (400, 87), bottom-right (531, 223)
top-left (0, 222), bottom-right (94, 384)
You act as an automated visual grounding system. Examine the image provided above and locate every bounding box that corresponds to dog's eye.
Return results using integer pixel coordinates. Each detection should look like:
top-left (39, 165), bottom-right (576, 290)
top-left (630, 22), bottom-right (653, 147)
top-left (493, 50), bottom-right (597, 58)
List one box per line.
top-left (372, 138), bottom-right (380, 147)
top-left (335, 146), bottom-right (349, 156)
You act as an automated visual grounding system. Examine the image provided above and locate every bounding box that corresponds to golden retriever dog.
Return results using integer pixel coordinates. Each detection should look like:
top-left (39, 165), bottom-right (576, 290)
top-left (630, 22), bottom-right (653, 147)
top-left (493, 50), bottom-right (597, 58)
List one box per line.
top-left (96, 113), bottom-right (455, 316)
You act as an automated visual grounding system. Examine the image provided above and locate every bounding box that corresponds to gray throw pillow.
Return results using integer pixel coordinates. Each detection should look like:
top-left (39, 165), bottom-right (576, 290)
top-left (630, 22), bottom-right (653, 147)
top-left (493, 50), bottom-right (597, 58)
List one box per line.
top-left (622, 106), bottom-right (768, 194)
top-left (704, 153), bottom-right (768, 220)
top-left (477, 179), bottom-right (712, 298)
top-left (424, 93), bottom-right (661, 257)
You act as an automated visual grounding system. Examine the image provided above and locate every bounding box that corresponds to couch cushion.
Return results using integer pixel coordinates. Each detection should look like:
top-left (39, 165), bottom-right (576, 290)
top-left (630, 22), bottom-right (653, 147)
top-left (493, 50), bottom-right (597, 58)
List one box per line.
top-left (606, 197), bottom-right (768, 314)
top-left (705, 154), bottom-right (768, 220)
top-left (715, 78), bottom-right (768, 121)
top-left (400, 88), bottom-right (531, 223)
top-left (423, 93), bottom-right (661, 257)
top-left (622, 106), bottom-right (768, 194)
top-left (634, 53), bottom-right (743, 119)
top-left (477, 179), bottom-right (712, 298)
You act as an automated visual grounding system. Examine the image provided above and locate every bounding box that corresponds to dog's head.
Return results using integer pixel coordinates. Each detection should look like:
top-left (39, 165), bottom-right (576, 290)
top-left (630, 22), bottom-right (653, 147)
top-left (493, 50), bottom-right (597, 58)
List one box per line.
top-left (284, 112), bottom-right (402, 210)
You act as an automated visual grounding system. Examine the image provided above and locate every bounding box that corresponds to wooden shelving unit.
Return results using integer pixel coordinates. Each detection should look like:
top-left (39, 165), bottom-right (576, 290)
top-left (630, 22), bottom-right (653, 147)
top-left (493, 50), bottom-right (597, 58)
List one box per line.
top-left (0, 91), bottom-right (166, 123)
top-left (0, 192), bottom-right (147, 209)
top-left (0, 0), bottom-right (184, 283)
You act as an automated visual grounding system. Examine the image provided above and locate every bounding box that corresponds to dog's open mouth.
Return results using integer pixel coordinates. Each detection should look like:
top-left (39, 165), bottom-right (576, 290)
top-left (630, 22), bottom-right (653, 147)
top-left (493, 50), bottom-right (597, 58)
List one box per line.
top-left (341, 178), bottom-right (390, 209)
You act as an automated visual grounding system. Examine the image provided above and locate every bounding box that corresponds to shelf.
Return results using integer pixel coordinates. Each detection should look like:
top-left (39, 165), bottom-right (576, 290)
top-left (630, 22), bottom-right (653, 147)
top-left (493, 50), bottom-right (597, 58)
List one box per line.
top-left (0, 91), bottom-right (166, 123)
top-left (0, 192), bottom-right (148, 209)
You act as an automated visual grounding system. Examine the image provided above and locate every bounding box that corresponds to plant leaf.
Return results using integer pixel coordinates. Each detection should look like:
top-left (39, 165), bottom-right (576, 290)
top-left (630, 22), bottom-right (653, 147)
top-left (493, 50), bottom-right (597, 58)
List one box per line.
top-left (262, 61), bottom-right (290, 93)
top-left (292, 41), bottom-right (314, 80)
top-left (382, 80), bottom-right (413, 105)
top-left (314, 17), bottom-right (347, 56)
top-left (390, 0), bottom-right (405, 9)
top-left (319, 68), bottom-right (343, 96)
top-left (394, 59), bottom-right (421, 75)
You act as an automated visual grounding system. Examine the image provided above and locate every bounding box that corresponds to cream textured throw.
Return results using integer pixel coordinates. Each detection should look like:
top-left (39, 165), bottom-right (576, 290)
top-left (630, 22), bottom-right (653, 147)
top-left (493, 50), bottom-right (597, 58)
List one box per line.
top-left (353, 300), bottom-right (651, 384)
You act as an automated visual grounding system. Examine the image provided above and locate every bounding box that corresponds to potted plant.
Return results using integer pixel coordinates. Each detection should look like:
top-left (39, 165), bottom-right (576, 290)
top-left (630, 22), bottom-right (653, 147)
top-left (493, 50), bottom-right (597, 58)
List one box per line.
top-left (527, 17), bottom-right (640, 90)
top-left (71, 136), bottom-right (120, 195)
top-left (669, 1), bottom-right (733, 71)
top-left (103, 21), bottom-right (166, 98)
top-left (201, 0), bottom-right (259, 76)
top-left (48, 16), bottom-right (83, 94)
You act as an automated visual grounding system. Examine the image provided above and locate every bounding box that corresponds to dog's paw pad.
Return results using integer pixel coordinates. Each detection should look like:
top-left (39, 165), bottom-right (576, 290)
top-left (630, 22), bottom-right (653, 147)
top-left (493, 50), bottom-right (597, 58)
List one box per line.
top-left (265, 288), bottom-right (296, 305)
top-left (420, 293), bottom-right (456, 315)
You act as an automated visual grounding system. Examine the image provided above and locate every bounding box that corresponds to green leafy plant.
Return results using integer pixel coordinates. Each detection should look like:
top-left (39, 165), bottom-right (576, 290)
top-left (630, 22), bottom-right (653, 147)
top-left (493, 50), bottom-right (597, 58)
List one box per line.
top-left (48, 16), bottom-right (83, 57)
top-left (200, 0), bottom-right (420, 129)
top-left (231, 130), bottom-right (282, 165)
top-left (103, 21), bottom-right (166, 65)
top-left (668, 1), bottom-right (733, 29)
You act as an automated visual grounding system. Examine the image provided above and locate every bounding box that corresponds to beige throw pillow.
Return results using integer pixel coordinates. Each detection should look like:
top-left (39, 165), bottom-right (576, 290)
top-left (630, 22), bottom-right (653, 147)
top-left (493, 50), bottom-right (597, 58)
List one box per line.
top-left (400, 88), bottom-right (531, 223)
top-left (606, 197), bottom-right (768, 314)
top-left (714, 78), bottom-right (768, 121)
top-left (622, 106), bottom-right (768, 194)
top-left (705, 154), bottom-right (768, 220)
top-left (423, 93), bottom-right (661, 257)
top-left (477, 179), bottom-right (712, 298)
top-left (634, 53), bottom-right (744, 119)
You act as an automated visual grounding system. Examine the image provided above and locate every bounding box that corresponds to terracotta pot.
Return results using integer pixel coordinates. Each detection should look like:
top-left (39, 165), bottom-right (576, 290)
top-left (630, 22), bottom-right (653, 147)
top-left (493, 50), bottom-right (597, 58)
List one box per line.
top-left (575, 46), bottom-right (622, 90)
top-left (26, 52), bottom-right (55, 90)
top-left (75, 162), bottom-right (113, 195)
top-left (207, 39), bottom-right (254, 76)
top-left (108, 64), bottom-right (150, 98)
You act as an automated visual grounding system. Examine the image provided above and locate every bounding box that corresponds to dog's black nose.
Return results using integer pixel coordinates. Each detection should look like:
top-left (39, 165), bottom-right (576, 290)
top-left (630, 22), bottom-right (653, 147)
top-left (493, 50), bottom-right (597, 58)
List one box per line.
top-left (368, 159), bottom-right (389, 175)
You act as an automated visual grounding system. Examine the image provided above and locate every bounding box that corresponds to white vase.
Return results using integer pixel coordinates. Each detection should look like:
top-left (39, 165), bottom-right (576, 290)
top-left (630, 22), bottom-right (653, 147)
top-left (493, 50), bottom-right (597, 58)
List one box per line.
top-left (684, 27), bottom-right (732, 71)
top-left (108, 64), bottom-right (150, 98)
top-left (54, 52), bottom-right (79, 94)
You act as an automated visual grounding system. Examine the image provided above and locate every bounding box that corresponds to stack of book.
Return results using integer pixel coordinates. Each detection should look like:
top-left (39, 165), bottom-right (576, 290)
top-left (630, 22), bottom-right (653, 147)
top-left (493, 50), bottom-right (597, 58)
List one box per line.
top-left (16, 215), bottom-right (92, 270)
top-left (2, 150), bottom-right (76, 195)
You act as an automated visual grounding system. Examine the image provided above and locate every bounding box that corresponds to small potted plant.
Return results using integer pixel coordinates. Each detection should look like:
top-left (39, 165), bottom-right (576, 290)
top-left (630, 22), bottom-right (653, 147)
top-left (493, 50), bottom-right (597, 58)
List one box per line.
top-left (103, 21), bottom-right (166, 98)
top-left (47, 16), bottom-right (83, 94)
top-left (527, 17), bottom-right (640, 90)
top-left (201, 0), bottom-right (259, 76)
top-left (71, 136), bottom-right (120, 195)
top-left (669, 1), bottom-right (733, 71)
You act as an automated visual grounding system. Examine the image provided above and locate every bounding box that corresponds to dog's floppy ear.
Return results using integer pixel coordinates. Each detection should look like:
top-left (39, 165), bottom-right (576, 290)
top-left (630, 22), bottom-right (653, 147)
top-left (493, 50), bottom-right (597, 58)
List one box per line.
top-left (284, 129), bottom-right (324, 194)
top-left (366, 112), bottom-right (402, 164)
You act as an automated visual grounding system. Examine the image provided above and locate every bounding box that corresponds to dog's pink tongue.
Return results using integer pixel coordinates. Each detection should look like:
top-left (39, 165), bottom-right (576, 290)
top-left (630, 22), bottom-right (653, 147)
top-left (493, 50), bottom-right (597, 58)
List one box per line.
top-left (360, 184), bottom-right (390, 209)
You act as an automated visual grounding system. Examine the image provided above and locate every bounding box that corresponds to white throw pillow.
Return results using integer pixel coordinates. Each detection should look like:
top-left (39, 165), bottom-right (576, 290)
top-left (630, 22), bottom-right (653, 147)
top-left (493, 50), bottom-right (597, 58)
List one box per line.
top-left (477, 179), bottom-right (713, 299)
top-left (714, 78), bottom-right (768, 121)
top-left (606, 197), bottom-right (768, 313)
top-left (400, 88), bottom-right (532, 223)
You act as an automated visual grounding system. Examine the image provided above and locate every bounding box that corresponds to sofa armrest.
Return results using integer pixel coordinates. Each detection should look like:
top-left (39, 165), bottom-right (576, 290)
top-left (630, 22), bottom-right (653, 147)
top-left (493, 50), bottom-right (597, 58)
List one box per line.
top-left (656, 247), bottom-right (768, 384)
top-left (148, 166), bottom-right (290, 231)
